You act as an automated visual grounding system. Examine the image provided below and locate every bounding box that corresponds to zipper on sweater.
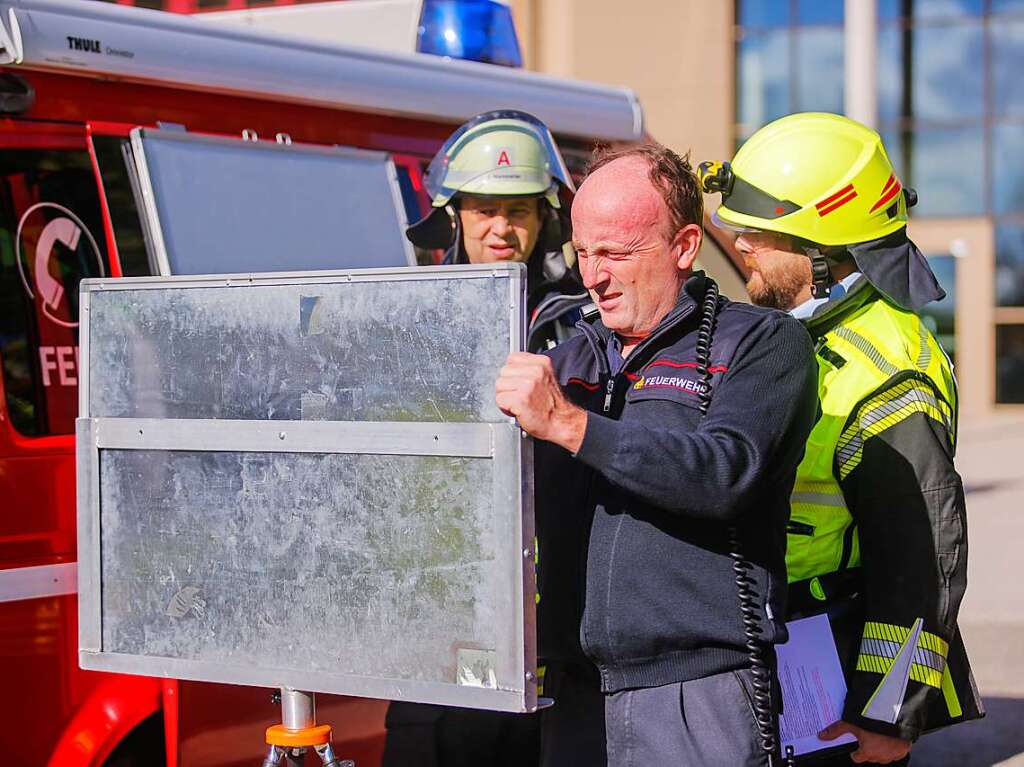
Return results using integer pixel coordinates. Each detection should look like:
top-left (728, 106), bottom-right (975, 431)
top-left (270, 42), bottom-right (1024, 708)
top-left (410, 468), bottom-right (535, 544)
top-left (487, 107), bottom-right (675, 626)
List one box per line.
top-left (621, 303), bottom-right (697, 375)
top-left (576, 321), bottom-right (611, 377)
top-left (576, 322), bottom-right (619, 414)
top-left (572, 320), bottom-right (611, 669)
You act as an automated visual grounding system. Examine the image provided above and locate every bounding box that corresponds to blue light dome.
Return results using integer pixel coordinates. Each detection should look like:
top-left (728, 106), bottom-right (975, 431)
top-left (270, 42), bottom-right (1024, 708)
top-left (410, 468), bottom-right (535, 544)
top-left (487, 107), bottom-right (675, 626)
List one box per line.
top-left (417, 0), bottom-right (523, 68)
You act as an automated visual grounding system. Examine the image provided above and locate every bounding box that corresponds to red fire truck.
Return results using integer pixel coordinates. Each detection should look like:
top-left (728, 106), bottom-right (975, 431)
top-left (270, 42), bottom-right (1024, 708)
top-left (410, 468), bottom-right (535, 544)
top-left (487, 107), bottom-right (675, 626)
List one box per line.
top-left (0, 1), bottom-right (745, 764)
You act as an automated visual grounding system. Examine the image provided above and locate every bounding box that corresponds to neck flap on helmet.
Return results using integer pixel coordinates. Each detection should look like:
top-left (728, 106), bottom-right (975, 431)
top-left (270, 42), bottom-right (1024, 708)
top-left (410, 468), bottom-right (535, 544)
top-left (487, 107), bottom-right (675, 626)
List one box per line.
top-left (840, 228), bottom-right (945, 313)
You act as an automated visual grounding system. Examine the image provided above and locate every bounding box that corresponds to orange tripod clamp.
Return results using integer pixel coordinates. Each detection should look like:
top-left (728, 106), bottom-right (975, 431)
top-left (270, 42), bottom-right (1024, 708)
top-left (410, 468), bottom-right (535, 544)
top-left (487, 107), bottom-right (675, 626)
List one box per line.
top-left (260, 690), bottom-right (353, 766)
top-left (266, 723), bottom-right (333, 748)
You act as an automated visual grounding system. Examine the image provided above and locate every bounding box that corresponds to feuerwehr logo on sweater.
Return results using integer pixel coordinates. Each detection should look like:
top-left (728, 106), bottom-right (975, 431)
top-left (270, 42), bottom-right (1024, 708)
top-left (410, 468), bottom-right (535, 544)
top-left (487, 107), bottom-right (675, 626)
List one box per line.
top-left (633, 375), bottom-right (708, 395)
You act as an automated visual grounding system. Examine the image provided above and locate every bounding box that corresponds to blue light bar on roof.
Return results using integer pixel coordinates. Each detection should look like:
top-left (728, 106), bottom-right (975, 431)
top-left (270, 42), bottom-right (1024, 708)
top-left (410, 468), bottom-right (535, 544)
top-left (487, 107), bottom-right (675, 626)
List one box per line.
top-left (417, 0), bottom-right (523, 68)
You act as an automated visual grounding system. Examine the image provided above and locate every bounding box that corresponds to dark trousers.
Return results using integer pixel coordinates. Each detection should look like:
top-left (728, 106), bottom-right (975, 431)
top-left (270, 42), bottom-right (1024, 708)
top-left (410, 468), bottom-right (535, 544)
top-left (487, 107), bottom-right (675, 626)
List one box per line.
top-left (382, 701), bottom-right (539, 767)
top-left (603, 669), bottom-right (770, 767)
top-left (382, 661), bottom-right (604, 767)
top-left (541, 664), bottom-right (772, 767)
top-left (539, 661), bottom-right (607, 767)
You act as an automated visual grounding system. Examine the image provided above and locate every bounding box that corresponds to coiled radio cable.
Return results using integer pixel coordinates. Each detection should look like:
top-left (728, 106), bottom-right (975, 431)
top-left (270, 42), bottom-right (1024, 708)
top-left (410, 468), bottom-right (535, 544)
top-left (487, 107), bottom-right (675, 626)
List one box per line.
top-left (695, 278), bottom-right (785, 767)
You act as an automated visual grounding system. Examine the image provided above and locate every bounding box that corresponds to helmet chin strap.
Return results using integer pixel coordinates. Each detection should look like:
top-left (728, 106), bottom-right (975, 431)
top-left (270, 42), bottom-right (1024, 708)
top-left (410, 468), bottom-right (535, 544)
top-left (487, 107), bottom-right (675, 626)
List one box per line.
top-left (805, 247), bottom-right (833, 298)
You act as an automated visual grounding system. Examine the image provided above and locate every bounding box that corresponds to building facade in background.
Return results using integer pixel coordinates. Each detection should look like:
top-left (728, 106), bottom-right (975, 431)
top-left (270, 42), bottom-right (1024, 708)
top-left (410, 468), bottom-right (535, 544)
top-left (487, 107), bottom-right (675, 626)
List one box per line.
top-left (736, 0), bottom-right (1024, 409)
top-left (513, 0), bottom-right (1022, 413)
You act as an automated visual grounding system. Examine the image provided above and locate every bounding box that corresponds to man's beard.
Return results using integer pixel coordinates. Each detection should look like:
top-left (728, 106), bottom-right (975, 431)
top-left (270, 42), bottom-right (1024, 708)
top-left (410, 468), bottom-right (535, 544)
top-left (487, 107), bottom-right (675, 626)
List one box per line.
top-left (746, 261), bottom-right (810, 311)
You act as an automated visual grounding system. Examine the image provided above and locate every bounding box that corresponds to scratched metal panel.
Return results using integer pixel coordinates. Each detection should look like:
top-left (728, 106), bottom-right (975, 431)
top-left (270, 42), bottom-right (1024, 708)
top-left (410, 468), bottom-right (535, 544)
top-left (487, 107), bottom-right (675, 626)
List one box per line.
top-left (97, 448), bottom-right (521, 692)
top-left (85, 275), bottom-right (511, 423)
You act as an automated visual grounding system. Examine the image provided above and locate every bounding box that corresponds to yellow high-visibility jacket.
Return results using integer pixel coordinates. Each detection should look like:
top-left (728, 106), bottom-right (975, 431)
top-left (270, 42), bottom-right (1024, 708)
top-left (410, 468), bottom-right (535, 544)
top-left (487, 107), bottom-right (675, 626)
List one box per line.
top-left (787, 280), bottom-right (983, 741)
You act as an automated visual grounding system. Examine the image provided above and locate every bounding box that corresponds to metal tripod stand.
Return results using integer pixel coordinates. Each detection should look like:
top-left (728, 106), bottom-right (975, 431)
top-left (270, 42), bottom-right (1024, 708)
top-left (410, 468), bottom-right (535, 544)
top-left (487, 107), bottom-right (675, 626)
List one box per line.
top-left (260, 688), bottom-right (354, 767)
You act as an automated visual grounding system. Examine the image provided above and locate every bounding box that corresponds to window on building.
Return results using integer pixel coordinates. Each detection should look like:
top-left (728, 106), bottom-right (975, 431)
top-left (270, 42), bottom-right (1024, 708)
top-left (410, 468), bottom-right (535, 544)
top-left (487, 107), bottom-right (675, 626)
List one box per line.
top-left (993, 0), bottom-right (1024, 13)
top-left (898, 127), bottom-right (986, 218)
top-left (735, 3), bottom-right (845, 141)
top-left (735, 0), bottom-right (1024, 402)
top-left (737, 27), bottom-right (791, 132)
top-left (921, 254), bottom-right (956, 365)
top-left (996, 324), bottom-right (1024, 402)
top-left (996, 224), bottom-right (1024, 306)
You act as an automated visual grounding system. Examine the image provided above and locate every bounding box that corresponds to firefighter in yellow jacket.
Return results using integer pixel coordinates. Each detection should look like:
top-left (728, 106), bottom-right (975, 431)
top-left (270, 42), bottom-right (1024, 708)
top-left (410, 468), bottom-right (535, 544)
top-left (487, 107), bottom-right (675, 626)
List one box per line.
top-left (700, 113), bottom-right (983, 766)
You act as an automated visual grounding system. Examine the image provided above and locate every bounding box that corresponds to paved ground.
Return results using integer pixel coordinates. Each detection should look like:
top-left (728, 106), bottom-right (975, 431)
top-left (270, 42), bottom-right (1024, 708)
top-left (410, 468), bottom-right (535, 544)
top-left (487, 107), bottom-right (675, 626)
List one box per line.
top-left (910, 412), bottom-right (1024, 766)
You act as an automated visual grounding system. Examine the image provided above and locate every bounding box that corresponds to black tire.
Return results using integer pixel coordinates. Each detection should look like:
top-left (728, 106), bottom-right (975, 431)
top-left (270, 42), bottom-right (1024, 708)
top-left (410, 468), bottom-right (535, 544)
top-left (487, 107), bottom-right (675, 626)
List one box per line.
top-left (102, 714), bottom-right (167, 767)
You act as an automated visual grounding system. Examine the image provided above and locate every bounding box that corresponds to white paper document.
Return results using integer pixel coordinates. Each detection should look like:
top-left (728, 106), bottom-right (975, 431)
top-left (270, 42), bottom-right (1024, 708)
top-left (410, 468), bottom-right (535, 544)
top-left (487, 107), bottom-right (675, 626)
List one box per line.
top-left (777, 614), bottom-right (858, 756)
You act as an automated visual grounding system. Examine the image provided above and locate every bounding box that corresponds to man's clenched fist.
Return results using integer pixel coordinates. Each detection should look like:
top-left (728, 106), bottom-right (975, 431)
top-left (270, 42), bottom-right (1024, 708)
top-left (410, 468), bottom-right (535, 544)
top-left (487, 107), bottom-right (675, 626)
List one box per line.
top-left (495, 352), bottom-right (588, 453)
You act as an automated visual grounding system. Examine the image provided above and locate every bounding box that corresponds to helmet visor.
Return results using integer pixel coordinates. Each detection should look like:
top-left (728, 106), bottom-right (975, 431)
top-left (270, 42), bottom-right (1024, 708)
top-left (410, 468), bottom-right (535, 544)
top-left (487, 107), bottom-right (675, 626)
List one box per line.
top-left (710, 208), bottom-right (760, 234)
top-left (722, 173), bottom-right (802, 221)
top-left (424, 109), bottom-right (575, 204)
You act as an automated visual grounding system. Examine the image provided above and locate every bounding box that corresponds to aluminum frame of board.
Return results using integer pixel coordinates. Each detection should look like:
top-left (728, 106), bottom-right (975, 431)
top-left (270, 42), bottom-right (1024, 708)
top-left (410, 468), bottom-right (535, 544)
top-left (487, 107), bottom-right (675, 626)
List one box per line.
top-left (127, 127), bottom-right (416, 276)
top-left (76, 264), bottom-right (538, 713)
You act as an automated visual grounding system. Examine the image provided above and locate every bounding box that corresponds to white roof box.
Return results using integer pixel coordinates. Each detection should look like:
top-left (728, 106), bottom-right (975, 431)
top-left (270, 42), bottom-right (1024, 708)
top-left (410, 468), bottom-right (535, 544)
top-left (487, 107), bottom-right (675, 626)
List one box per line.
top-left (0, 0), bottom-right (643, 142)
top-left (203, 0), bottom-right (425, 57)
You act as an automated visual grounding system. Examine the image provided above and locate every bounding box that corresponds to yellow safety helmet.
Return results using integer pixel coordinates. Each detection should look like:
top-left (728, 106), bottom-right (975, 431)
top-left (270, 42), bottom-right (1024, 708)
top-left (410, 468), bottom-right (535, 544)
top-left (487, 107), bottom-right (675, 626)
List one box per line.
top-left (699, 113), bottom-right (946, 311)
top-left (699, 113), bottom-right (913, 247)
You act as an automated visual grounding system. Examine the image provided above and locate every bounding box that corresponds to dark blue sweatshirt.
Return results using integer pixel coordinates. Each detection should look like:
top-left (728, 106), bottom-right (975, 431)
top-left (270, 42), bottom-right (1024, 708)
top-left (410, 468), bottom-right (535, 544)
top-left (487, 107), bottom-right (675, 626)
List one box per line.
top-left (534, 273), bottom-right (818, 692)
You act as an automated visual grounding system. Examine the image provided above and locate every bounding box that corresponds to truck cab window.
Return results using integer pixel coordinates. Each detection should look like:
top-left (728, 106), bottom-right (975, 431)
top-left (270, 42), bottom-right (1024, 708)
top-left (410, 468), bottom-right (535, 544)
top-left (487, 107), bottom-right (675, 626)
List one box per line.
top-left (0, 150), bottom-right (107, 436)
top-left (394, 159), bottom-right (436, 265)
top-left (90, 135), bottom-right (152, 277)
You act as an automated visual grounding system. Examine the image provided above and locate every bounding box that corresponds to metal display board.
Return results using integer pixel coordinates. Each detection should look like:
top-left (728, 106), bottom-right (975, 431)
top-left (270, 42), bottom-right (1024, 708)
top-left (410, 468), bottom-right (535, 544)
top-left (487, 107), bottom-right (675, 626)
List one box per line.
top-left (76, 264), bottom-right (538, 713)
top-left (127, 127), bottom-right (416, 277)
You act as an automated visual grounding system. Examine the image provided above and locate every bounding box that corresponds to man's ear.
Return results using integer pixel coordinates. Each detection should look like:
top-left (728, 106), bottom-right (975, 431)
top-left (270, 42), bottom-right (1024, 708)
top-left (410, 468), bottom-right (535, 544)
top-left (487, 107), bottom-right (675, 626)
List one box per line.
top-left (673, 223), bottom-right (703, 271)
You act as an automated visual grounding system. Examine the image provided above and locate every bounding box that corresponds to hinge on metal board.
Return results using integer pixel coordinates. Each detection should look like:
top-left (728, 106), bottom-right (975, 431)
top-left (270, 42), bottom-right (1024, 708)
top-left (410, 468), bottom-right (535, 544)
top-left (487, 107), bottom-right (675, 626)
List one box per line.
top-left (0, 9), bottom-right (24, 66)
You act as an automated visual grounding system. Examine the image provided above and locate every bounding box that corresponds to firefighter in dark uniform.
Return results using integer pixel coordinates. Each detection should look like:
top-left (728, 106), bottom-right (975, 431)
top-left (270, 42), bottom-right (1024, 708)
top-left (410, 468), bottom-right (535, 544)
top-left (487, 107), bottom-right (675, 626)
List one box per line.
top-left (406, 109), bottom-right (590, 353)
top-left (384, 109), bottom-right (588, 767)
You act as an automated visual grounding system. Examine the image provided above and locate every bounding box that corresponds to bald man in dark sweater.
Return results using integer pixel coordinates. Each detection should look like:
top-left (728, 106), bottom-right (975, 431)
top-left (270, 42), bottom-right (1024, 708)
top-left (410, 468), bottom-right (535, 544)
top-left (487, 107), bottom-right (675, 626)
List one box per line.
top-left (496, 145), bottom-right (818, 767)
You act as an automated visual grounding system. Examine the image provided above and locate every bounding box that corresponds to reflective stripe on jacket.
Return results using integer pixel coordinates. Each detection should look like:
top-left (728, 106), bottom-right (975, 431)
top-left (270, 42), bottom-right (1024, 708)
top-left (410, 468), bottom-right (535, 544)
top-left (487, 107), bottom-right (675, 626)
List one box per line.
top-left (787, 279), bottom-right (982, 740)
top-left (788, 287), bottom-right (956, 583)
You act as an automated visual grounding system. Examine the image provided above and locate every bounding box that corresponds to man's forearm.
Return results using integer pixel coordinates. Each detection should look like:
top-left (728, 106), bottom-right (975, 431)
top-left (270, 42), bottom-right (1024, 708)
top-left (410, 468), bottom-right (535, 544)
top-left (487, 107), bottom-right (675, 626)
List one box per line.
top-left (840, 410), bottom-right (967, 740)
top-left (551, 406), bottom-right (588, 455)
